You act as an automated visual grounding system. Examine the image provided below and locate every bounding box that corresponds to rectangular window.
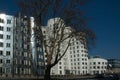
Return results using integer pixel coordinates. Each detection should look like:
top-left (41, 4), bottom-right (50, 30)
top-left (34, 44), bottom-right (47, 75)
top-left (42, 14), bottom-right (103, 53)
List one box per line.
top-left (0, 34), bottom-right (3, 39)
top-left (0, 42), bottom-right (3, 47)
top-left (7, 27), bottom-right (11, 32)
top-left (6, 43), bottom-right (10, 47)
top-left (60, 70), bottom-right (62, 74)
top-left (6, 35), bottom-right (11, 39)
top-left (0, 51), bottom-right (3, 55)
top-left (0, 26), bottom-right (3, 31)
top-left (7, 19), bottom-right (11, 24)
top-left (6, 60), bottom-right (10, 64)
top-left (0, 59), bottom-right (3, 63)
top-left (6, 51), bottom-right (10, 56)
top-left (0, 19), bottom-right (4, 23)
top-left (0, 67), bottom-right (2, 73)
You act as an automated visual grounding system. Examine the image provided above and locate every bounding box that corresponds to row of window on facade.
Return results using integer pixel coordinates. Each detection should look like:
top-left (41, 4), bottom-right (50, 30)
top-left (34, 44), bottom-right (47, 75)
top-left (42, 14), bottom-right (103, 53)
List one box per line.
top-left (0, 59), bottom-right (10, 64)
top-left (70, 58), bottom-right (88, 62)
top-left (0, 34), bottom-right (11, 39)
top-left (0, 51), bottom-right (10, 56)
top-left (70, 50), bottom-right (88, 55)
top-left (0, 18), bottom-right (11, 24)
top-left (71, 66), bottom-right (88, 70)
top-left (58, 70), bottom-right (88, 75)
top-left (0, 67), bottom-right (11, 73)
top-left (90, 66), bottom-right (107, 69)
top-left (70, 46), bottom-right (88, 52)
top-left (90, 70), bottom-right (106, 74)
top-left (0, 42), bottom-right (11, 47)
top-left (14, 59), bottom-right (31, 66)
top-left (0, 26), bottom-right (11, 31)
top-left (70, 53), bottom-right (88, 58)
top-left (89, 62), bottom-right (107, 65)
top-left (14, 68), bottom-right (31, 74)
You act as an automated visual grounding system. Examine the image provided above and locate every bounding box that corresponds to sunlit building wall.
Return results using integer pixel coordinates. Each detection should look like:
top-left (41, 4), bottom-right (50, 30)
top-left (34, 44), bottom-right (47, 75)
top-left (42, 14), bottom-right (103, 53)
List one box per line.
top-left (89, 56), bottom-right (108, 75)
top-left (43, 18), bottom-right (89, 75)
top-left (0, 14), bottom-right (14, 77)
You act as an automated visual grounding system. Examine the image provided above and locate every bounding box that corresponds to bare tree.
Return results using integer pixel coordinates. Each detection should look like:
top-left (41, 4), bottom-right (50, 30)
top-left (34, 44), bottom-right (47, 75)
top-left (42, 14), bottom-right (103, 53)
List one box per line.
top-left (17, 0), bottom-right (95, 80)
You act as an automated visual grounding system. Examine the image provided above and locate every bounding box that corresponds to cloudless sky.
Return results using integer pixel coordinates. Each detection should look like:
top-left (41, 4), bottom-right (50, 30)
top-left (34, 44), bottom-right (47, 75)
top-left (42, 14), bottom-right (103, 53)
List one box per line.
top-left (0, 0), bottom-right (120, 59)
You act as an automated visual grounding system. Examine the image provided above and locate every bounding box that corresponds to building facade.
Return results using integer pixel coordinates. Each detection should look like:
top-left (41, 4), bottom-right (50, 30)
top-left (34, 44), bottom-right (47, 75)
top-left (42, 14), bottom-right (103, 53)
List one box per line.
top-left (88, 56), bottom-right (108, 75)
top-left (13, 14), bottom-right (45, 77)
top-left (0, 14), bottom-right (14, 77)
top-left (43, 18), bottom-right (89, 75)
top-left (107, 59), bottom-right (120, 73)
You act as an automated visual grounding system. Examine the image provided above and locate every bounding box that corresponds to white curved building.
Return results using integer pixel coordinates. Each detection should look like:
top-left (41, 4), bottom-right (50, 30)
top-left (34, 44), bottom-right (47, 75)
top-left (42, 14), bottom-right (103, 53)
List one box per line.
top-left (43, 18), bottom-right (89, 75)
top-left (89, 56), bottom-right (108, 75)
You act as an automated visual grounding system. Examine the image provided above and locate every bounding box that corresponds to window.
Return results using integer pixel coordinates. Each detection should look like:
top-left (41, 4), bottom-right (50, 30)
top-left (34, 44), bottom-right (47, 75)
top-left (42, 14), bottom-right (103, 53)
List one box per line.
top-left (6, 51), bottom-right (10, 56)
top-left (6, 35), bottom-right (11, 39)
top-left (98, 62), bottom-right (100, 64)
top-left (60, 70), bottom-right (62, 74)
top-left (81, 50), bottom-right (83, 52)
top-left (0, 34), bottom-right (3, 39)
top-left (0, 26), bottom-right (3, 31)
top-left (77, 46), bottom-right (79, 48)
top-left (59, 66), bottom-right (62, 69)
top-left (0, 19), bottom-right (4, 23)
top-left (97, 66), bottom-right (100, 69)
top-left (93, 62), bottom-right (96, 65)
top-left (0, 59), bottom-right (3, 63)
top-left (6, 43), bottom-right (10, 47)
top-left (7, 19), bottom-right (11, 24)
top-left (0, 42), bottom-right (3, 47)
top-left (0, 51), bottom-right (3, 55)
top-left (7, 27), bottom-right (11, 32)
top-left (6, 60), bottom-right (10, 64)
top-left (76, 42), bottom-right (78, 44)
top-left (0, 67), bottom-right (2, 73)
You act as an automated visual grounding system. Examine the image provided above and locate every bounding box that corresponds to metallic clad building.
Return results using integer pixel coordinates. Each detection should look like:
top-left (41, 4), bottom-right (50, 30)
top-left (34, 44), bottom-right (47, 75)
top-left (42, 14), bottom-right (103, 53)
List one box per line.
top-left (0, 14), bottom-right (14, 77)
top-left (13, 14), bottom-right (45, 77)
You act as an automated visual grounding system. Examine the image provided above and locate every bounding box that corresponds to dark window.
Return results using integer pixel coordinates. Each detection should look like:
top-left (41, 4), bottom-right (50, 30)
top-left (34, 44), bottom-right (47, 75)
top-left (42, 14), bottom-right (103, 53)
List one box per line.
top-left (0, 34), bottom-right (3, 39)
top-left (0, 67), bottom-right (2, 73)
top-left (93, 62), bottom-right (96, 65)
top-left (7, 27), bottom-right (11, 31)
top-left (0, 26), bottom-right (3, 31)
top-left (98, 62), bottom-right (100, 64)
top-left (6, 51), bottom-right (10, 56)
top-left (7, 19), bottom-right (11, 24)
top-left (0, 51), bottom-right (3, 55)
top-left (6, 60), bottom-right (10, 63)
top-left (6, 43), bottom-right (10, 47)
top-left (0, 59), bottom-right (3, 63)
top-left (97, 66), bottom-right (100, 69)
top-left (0, 19), bottom-right (4, 23)
top-left (60, 70), bottom-right (62, 74)
top-left (0, 42), bottom-right (3, 47)
top-left (6, 35), bottom-right (10, 39)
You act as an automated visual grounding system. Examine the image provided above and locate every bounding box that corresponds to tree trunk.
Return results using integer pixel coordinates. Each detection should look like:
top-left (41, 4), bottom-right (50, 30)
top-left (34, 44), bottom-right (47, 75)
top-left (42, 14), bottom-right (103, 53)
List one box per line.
top-left (44, 65), bottom-right (51, 80)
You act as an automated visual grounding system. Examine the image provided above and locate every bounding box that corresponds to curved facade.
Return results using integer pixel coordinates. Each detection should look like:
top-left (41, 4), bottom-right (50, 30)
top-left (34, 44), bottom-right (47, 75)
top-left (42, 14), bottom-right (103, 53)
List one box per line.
top-left (43, 18), bottom-right (89, 75)
top-left (89, 57), bottom-right (108, 75)
top-left (0, 14), bottom-right (14, 76)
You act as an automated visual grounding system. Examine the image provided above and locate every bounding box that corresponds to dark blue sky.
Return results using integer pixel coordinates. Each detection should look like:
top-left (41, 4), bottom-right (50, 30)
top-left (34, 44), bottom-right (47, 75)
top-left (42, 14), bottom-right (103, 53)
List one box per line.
top-left (86, 0), bottom-right (120, 59)
top-left (0, 0), bottom-right (120, 59)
